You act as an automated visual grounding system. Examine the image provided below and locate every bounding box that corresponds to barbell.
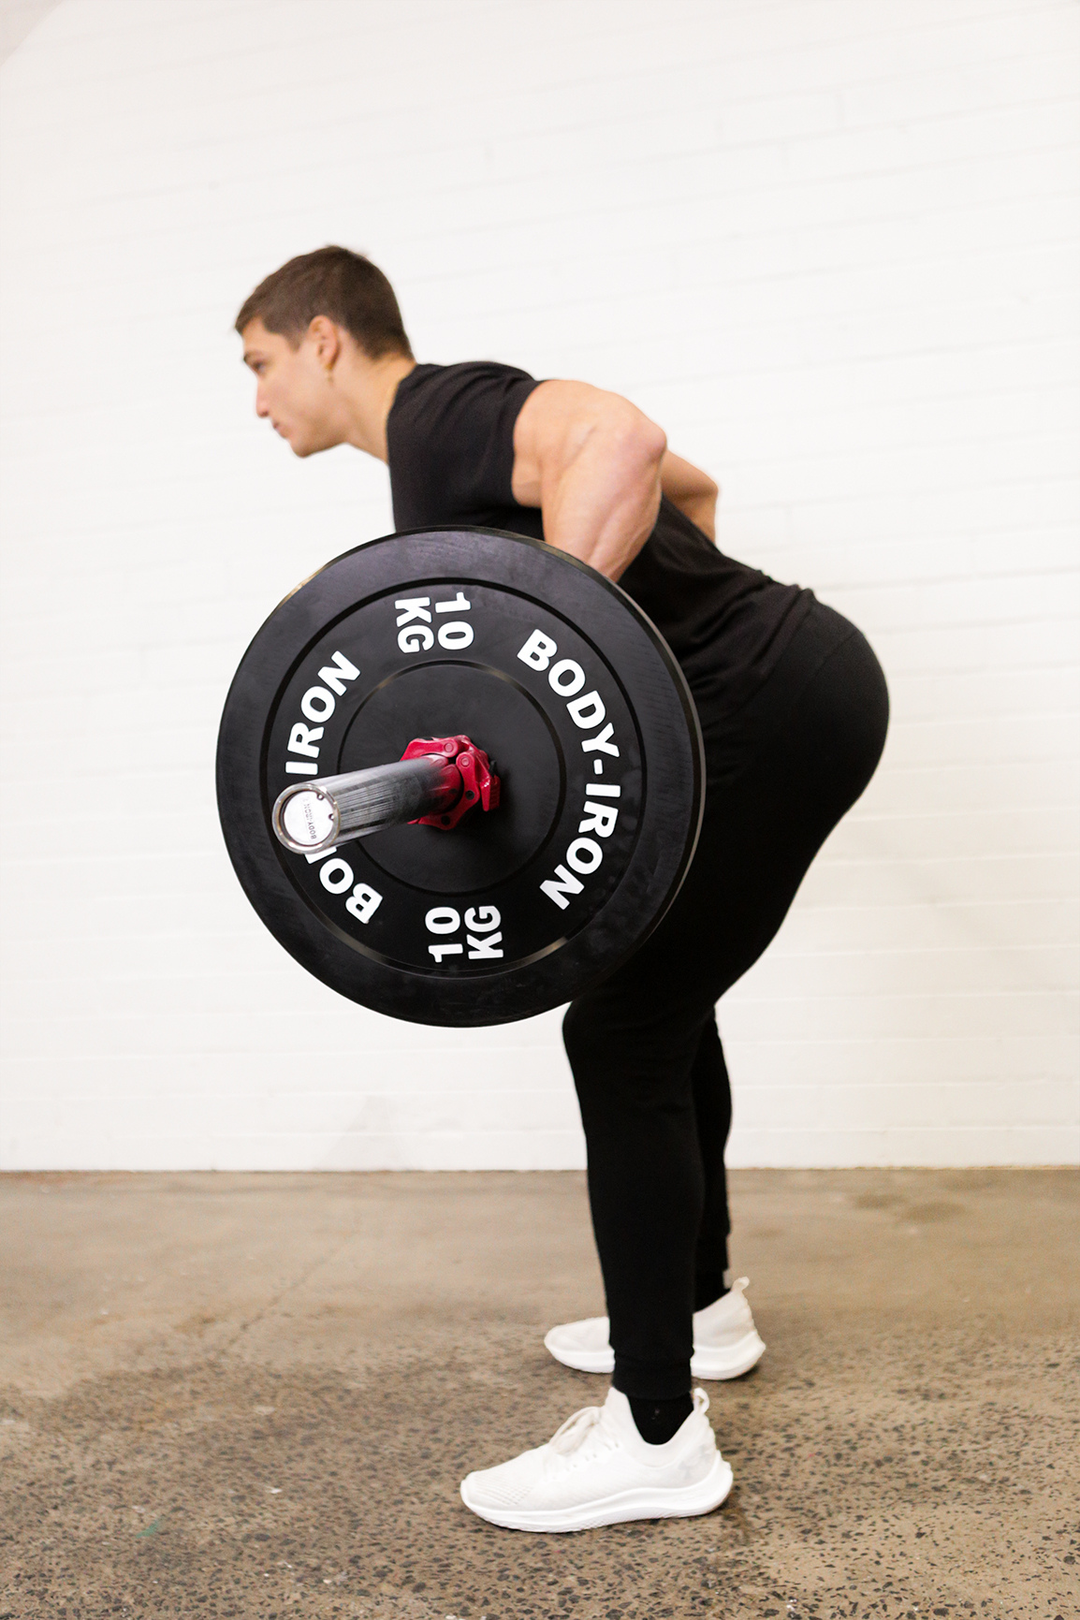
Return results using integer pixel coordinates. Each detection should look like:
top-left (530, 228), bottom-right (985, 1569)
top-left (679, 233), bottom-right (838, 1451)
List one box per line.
top-left (216, 527), bottom-right (704, 1026)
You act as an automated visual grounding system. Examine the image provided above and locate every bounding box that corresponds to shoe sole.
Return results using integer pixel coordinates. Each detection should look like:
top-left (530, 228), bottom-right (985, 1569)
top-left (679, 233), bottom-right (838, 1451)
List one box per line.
top-left (544, 1328), bottom-right (766, 1381)
top-left (460, 1453), bottom-right (733, 1533)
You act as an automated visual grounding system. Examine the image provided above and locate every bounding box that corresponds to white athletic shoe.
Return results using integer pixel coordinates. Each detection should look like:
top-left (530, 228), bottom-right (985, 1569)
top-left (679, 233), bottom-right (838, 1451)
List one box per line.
top-left (543, 1276), bottom-right (766, 1381)
top-left (459, 1386), bottom-right (732, 1532)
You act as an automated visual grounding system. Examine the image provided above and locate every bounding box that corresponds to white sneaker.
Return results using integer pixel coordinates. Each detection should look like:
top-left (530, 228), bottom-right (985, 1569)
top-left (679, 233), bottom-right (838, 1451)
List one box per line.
top-left (459, 1386), bottom-right (732, 1532)
top-left (543, 1277), bottom-right (766, 1381)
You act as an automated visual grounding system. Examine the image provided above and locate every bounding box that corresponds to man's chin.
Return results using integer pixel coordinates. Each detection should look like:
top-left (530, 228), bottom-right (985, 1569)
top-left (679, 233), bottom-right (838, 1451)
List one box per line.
top-left (290, 436), bottom-right (332, 459)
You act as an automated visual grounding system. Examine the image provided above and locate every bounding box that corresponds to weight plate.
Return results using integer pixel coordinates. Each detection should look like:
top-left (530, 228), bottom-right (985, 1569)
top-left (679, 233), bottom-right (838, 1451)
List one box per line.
top-left (216, 528), bottom-right (704, 1026)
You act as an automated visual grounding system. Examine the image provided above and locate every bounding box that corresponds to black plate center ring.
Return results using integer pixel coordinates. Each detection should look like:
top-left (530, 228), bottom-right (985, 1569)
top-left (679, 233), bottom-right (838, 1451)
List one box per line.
top-left (336, 660), bottom-right (565, 895)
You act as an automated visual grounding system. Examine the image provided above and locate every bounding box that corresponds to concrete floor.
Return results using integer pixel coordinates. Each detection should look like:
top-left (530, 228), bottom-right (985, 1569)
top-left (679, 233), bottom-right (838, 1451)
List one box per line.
top-left (0, 1169), bottom-right (1076, 1620)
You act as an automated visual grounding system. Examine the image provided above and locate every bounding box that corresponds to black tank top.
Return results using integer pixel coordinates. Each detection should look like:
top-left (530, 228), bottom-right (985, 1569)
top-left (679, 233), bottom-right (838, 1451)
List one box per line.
top-left (386, 361), bottom-right (813, 731)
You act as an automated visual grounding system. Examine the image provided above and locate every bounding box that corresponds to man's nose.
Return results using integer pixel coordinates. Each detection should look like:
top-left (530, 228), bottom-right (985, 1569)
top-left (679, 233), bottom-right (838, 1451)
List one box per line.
top-left (255, 387), bottom-right (270, 418)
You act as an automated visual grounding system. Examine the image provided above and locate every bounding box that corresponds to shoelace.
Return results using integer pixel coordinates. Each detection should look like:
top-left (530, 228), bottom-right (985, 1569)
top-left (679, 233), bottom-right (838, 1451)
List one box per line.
top-left (547, 1405), bottom-right (611, 1457)
top-left (548, 1389), bottom-right (711, 1458)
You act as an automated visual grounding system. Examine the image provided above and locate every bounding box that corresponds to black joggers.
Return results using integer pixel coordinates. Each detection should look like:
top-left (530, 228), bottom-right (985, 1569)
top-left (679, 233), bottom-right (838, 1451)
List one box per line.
top-left (562, 599), bottom-right (890, 1401)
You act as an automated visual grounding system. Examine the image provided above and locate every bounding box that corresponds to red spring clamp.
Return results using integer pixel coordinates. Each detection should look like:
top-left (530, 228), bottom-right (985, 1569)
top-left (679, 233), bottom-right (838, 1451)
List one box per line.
top-left (400, 735), bottom-right (501, 831)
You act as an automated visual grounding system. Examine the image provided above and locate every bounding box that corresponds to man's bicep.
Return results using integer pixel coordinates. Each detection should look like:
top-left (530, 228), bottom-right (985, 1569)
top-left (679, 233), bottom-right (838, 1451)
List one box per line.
top-left (511, 379), bottom-right (642, 508)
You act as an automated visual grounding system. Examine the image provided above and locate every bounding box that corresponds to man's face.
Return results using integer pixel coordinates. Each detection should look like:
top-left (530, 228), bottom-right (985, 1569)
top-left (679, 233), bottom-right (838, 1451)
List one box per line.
top-left (241, 318), bottom-right (342, 457)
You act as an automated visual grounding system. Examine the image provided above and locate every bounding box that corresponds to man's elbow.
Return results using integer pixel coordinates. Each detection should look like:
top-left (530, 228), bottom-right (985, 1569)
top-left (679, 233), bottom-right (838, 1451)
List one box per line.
top-left (639, 416), bottom-right (669, 470)
top-left (607, 407), bottom-right (667, 482)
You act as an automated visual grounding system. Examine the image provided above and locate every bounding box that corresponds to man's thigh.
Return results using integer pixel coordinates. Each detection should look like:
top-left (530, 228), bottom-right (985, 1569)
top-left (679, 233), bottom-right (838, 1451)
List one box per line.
top-left (564, 787), bottom-right (798, 1082)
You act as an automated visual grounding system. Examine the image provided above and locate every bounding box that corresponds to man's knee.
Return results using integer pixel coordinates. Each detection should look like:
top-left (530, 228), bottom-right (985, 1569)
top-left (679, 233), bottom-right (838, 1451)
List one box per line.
top-left (562, 995), bottom-right (706, 1112)
top-left (562, 997), bottom-right (608, 1085)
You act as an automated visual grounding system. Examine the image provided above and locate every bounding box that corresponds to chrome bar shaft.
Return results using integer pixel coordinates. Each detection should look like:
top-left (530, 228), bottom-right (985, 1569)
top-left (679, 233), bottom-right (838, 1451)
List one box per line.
top-left (272, 756), bottom-right (461, 854)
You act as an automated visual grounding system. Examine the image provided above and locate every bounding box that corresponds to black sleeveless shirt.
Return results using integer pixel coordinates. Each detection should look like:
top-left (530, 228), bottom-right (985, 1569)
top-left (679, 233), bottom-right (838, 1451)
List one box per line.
top-left (386, 361), bottom-right (813, 733)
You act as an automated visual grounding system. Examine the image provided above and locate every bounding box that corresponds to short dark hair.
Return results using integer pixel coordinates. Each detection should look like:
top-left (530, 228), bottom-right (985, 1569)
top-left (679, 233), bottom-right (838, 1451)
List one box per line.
top-left (235, 246), bottom-right (413, 360)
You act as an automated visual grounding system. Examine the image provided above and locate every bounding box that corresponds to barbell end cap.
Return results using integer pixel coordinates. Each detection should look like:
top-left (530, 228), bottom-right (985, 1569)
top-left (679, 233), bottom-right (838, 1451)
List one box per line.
top-left (272, 783), bottom-right (341, 854)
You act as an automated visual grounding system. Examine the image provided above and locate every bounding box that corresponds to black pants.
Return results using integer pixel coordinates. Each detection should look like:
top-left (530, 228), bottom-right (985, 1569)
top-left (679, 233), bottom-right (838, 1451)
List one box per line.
top-left (562, 601), bottom-right (890, 1400)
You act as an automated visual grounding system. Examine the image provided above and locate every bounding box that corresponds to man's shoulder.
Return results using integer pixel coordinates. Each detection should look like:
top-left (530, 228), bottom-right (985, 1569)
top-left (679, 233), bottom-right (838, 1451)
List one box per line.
top-left (388, 360), bottom-right (541, 523)
top-left (390, 361), bottom-right (541, 454)
top-left (397, 359), bottom-right (536, 407)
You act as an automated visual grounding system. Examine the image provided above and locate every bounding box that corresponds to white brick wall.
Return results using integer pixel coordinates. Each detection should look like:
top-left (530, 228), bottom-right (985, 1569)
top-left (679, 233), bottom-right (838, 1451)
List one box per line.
top-left (1, 0), bottom-right (1077, 1169)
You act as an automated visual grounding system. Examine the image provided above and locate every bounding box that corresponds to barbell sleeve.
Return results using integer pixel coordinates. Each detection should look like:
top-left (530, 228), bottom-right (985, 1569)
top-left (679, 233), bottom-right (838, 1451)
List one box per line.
top-left (272, 755), bottom-right (462, 854)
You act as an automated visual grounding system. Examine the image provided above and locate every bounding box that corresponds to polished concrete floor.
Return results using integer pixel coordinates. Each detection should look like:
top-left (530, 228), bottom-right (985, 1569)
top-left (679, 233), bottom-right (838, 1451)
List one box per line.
top-left (0, 1167), bottom-right (1076, 1620)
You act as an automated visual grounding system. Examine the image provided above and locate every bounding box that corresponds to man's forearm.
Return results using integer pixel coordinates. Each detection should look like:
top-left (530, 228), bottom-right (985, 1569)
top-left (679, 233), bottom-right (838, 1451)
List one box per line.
top-left (660, 451), bottom-right (719, 541)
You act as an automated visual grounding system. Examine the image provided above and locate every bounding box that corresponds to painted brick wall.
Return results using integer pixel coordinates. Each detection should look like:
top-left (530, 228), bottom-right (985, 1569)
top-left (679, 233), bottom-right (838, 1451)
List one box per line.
top-left (1, 0), bottom-right (1077, 1169)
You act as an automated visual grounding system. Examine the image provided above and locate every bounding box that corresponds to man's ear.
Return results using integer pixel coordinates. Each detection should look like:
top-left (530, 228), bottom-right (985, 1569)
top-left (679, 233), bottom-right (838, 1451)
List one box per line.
top-left (308, 315), bottom-right (342, 369)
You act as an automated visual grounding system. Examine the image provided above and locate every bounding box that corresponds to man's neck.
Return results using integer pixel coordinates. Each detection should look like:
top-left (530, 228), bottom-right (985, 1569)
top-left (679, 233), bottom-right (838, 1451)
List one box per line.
top-left (341, 351), bottom-right (418, 462)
